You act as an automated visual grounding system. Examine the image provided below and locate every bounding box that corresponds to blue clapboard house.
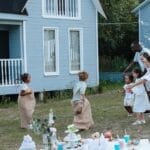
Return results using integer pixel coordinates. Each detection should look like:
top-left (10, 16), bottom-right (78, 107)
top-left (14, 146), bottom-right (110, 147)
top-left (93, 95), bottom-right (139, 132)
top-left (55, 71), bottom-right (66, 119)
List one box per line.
top-left (133, 0), bottom-right (150, 49)
top-left (0, 0), bottom-right (106, 95)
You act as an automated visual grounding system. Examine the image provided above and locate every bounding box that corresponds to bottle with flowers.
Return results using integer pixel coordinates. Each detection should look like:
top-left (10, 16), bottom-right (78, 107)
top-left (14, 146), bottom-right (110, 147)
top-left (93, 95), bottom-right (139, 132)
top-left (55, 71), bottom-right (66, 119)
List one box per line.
top-left (32, 109), bottom-right (57, 150)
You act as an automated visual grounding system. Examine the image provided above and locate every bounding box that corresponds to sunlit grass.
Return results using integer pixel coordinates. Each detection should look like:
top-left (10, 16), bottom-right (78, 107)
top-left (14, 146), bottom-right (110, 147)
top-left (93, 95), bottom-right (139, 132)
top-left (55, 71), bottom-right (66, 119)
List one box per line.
top-left (0, 84), bottom-right (150, 149)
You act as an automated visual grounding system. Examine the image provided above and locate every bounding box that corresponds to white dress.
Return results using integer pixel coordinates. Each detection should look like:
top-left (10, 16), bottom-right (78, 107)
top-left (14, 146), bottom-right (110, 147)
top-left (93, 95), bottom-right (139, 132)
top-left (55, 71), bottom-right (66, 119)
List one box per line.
top-left (132, 79), bottom-right (150, 113)
top-left (123, 83), bottom-right (135, 106)
top-left (133, 47), bottom-right (150, 72)
top-left (141, 68), bottom-right (150, 93)
top-left (20, 83), bottom-right (29, 91)
top-left (141, 68), bottom-right (150, 82)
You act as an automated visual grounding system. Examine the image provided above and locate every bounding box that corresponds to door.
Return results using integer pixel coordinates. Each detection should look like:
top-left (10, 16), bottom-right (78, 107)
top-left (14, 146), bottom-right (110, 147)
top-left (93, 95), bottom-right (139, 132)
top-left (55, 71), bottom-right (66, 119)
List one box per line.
top-left (0, 31), bottom-right (9, 84)
top-left (0, 31), bottom-right (9, 58)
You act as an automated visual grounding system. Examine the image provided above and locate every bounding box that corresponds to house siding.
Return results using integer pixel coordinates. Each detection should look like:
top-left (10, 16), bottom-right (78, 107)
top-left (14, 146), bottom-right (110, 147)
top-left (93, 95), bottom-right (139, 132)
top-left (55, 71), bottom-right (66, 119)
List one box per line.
top-left (24, 0), bottom-right (98, 92)
top-left (0, 0), bottom-right (99, 94)
top-left (139, 4), bottom-right (150, 48)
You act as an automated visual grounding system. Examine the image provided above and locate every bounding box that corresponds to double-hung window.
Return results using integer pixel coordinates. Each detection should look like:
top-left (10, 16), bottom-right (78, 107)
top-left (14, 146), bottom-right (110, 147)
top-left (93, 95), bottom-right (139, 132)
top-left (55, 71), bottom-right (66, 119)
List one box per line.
top-left (43, 28), bottom-right (59, 75)
top-left (42, 0), bottom-right (81, 19)
top-left (69, 29), bottom-right (83, 73)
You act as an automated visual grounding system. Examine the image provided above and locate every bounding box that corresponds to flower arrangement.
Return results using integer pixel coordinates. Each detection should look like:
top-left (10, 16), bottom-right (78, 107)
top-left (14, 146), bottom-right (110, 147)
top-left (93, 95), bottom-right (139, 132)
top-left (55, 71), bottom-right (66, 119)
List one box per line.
top-left (32, 118), bottom-right (51, 134)
top-left (32, 109), bottom-right (56, 135)
top-left (64, 124), bottom-right (81, 149)
top-left (32, 109), bottom-right (57, 149)
top-left (65, 124), bottom-right (79, 134)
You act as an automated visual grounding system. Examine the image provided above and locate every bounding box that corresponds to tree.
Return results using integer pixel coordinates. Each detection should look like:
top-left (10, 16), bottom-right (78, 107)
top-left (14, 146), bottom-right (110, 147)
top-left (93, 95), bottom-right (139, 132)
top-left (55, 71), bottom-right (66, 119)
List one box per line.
top-left (99, 0), bottom-right (139, 61)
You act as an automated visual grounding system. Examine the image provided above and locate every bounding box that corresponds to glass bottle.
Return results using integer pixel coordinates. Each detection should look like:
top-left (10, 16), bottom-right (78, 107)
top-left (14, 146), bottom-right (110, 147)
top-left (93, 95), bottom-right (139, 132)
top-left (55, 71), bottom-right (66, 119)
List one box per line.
top-left (48, 109), bottom-right (54, 126)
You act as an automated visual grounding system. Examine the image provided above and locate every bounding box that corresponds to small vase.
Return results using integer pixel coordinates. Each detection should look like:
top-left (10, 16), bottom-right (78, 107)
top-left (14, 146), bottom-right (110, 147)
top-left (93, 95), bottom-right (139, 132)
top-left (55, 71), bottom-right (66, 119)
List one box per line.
top-left (42, 134), bottom-right (49, 145)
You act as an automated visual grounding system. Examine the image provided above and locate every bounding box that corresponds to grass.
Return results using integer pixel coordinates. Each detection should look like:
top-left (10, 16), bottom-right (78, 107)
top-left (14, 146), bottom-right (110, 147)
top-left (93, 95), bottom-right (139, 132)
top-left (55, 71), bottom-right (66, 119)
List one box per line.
top-left (0, 83), bottom-right (150, 149)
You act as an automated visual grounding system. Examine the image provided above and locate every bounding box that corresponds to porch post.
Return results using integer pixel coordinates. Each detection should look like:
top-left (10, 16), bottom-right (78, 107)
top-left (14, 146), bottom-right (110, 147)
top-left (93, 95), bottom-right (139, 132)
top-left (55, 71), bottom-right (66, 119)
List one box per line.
top-left (23, 21), bottom-right (27, 72)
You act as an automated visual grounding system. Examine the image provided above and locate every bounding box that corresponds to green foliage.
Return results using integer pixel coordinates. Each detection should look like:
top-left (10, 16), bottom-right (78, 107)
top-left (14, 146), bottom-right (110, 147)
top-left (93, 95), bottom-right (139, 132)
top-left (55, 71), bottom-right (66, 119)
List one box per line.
top-left (39, 88), bottom-right (102, 103)
top-left (40, 90), bottom-right (73, 102)
top-left (0, 96), bottom-right (16, 108)
top-left (100, 56), bottom-right (128, 72)
top-left (2, 87), bottom-right (150, 149)
top-left (99, 0), bottom-right (139, 60)
top-left (99, 80), bottom-right (123, 92)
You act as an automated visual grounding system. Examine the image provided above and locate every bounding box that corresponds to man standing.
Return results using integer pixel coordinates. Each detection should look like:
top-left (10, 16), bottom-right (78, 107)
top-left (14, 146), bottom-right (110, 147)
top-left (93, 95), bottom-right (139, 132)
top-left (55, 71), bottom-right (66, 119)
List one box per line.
top-left (124, 41), bottom-right (147, 73)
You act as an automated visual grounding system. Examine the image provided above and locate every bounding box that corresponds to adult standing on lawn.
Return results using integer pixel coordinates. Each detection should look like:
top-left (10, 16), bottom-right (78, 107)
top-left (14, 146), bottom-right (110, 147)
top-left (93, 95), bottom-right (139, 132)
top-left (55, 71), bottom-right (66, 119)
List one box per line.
top-left (124, 41), bottom-right (150, 102)
top-left (127, 52), bottom-right (150, 100)
top-left (124, 41), bottom-right (149, 73)
top-left (71, 71), bottom-right (94, 131)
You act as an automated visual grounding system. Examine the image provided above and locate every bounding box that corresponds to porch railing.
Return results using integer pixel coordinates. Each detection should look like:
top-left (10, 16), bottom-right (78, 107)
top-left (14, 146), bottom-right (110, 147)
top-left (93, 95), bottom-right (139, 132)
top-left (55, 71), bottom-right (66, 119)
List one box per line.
top-left (0, 59), bottom-right (23, 86)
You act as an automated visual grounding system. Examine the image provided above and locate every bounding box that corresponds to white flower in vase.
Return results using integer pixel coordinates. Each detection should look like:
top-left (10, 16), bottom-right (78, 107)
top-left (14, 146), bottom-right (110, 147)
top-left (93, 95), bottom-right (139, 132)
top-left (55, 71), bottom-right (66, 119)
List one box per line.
top-left (64, 124), bottom-right (81, 148)
top-left (48, 109), bottom-right (54, 126)
top-left (49, 127), bottom-right (58, 149)
top-left (65, 124), bottom-right (79, 134)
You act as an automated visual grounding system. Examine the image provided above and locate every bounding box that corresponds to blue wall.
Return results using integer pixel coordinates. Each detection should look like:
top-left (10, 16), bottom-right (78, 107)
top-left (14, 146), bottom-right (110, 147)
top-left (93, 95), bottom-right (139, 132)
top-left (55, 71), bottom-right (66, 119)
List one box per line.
top-left (0, 0), bottom-right (99, 94)
top-left (139, 3), bottom-right (150, 48)
top-left (25, 0), bottom-right (98, 92)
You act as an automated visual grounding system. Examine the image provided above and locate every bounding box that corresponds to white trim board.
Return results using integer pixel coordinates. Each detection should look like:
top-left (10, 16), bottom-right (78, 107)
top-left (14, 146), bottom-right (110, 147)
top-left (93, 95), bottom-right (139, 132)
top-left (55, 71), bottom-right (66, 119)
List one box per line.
top-left (0, 13), bottom-right (27, 21)
top-left (96, 11), bottom-right (99, 85)
top-left (23, 21), bottom-right (27, 72)
top-left (42, 27), bottom-right (60, 76)
top-left (42, 0), bottom-right (81, 20)
top-left (68, 28), bottom-right (84, 74)
top-left (0, 20), bottom-right (22, 25)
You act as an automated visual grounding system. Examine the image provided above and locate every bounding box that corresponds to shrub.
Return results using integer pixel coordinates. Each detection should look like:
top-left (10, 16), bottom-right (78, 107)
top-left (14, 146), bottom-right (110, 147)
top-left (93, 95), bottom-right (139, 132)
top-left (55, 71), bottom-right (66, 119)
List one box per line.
top-left (100, 56), bottom-right (128, 72)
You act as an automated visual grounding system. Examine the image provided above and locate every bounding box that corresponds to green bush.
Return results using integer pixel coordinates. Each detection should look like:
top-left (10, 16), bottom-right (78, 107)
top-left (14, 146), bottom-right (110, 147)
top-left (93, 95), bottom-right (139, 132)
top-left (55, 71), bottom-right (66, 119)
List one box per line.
top-left (100, 56), bottom-right (128, 72)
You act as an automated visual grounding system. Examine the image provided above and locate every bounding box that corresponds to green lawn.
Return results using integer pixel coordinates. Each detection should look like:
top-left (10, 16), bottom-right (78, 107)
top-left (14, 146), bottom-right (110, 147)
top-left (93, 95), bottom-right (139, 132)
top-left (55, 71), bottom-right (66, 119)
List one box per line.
top-left (0, 87), bottom-right (150, 149)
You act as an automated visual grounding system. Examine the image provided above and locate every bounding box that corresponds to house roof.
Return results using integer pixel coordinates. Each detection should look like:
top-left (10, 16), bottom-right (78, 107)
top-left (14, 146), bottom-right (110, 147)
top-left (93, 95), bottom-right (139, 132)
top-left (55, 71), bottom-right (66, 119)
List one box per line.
top-left (91, 0), bottom-right (107, 19)
top-left (0, 0), bottom-right (28, 15)
top-left (132, 0), bottom-right (150, 13)
top-left (0, 0), bottom-right (106, 18)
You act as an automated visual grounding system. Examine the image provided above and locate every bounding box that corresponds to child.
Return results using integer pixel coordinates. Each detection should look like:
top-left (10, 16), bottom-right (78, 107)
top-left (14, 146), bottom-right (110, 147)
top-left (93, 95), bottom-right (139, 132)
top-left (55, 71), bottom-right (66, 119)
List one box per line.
top-left (132, 68), bottom-right (150, 125)
top-left (123, 73), bottom-right (134, 116)
top-left (72, 71), bottom-right (94, 130)
top-left (18, 73), bottom-right (36, 129)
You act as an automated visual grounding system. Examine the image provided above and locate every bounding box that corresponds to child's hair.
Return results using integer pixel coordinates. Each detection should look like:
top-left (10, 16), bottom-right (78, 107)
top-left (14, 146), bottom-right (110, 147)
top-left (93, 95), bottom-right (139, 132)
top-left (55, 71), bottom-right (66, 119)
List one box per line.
top-left (131, 40), bottom-right (139, 48)
top-left (130, 40), bottom-right (142, 50)
top-left (78, 71), bottom-right (88, 81)
top-left (21, 73), bottom-right (30, 82)
top-left (141, 52), bottom-right (150, 62)
top-left (124, 73), bottom-right (134, 83)
top-left (132, 68), bottom-right (142, 78)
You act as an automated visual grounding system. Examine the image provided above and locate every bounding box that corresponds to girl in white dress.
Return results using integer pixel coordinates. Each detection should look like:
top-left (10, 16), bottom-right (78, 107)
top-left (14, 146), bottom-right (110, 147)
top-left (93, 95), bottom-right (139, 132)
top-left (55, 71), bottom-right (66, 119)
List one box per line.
top-left (132, 69), bottom-right (150, 125)
top-left (127, 53), bottom-right (150, 94)
top-left (123, 73), bottom-right (134, 116)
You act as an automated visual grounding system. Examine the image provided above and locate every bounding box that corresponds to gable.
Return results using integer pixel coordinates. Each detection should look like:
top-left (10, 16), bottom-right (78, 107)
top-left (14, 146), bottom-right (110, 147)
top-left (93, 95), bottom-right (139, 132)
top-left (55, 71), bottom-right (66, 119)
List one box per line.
top-left (0, 0), bottom-right (28, 15)
top-left (91, 0), bottom-right (107, 19)
top-left (132, 0), bottom-right (150, 13)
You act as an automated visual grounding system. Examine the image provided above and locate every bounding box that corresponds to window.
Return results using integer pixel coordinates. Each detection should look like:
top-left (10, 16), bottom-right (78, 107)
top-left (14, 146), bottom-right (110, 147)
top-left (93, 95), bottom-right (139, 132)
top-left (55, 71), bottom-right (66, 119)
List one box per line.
top-left (43, 28), bottom-right (59, 75)
top-left (69, 29), bottom-right (83, 73)
top-left (42, 0), bottom-right (81, 19)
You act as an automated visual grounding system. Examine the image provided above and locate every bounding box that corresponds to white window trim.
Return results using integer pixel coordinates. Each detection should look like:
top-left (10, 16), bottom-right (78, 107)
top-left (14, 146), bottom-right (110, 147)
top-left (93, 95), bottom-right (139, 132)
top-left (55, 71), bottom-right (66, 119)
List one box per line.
top-left (42, 0), bottom-right (81, 20)
top-left (96, 10), bottom-right (99, 85)
top-left (43, 27), bottom-right (59, 76)
top-left (68, 28), bottom-right (83, 74)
